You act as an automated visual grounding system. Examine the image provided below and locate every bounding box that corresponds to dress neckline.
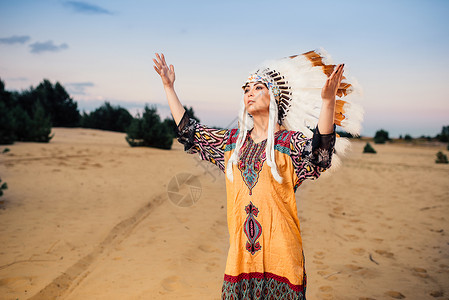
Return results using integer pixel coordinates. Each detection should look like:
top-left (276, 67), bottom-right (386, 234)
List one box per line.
top-left (248, 129), bottom-right (286, 145)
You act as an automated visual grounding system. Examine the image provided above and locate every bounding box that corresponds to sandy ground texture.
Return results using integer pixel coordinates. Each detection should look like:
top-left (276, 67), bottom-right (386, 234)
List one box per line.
top-left (0, 128), bottom-right (448, 300)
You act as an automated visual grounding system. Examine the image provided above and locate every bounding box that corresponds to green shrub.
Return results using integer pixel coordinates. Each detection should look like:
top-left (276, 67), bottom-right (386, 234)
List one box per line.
top-left (125, 105), bottom-right (173, 149)
top-left (28, 100), bottom-right (54, 142)
top-left (404, 134), bottom-right (412, 142)
top-left (81, 101), bottom-right (133, 132)
top-left (0, 178), bottom-right (7, 198)
top-left (0, 78), bottom-right (54, 144)
top-left (374, 129), bottom-right (390, 144)
top-left (0, 149), bottom-right (9, 198)
top-left (435, 151), bottom-right (448, 164)
top-left (12, 101), bottom-right (53, 142)
top-left (10, 105), bottom-right (33, 141)
top-left (17, 79), bottom-right (80, 127)
top-left (0, 101), bottom-right (16, 145)
top-left (363, 142), bottom-right (376, 154)
top-left (0, 79), bottom-right (17, 144)
top-left (436, 126), bottom-right (449, 143)
top-left (163, 117), bottom-right (177, 138)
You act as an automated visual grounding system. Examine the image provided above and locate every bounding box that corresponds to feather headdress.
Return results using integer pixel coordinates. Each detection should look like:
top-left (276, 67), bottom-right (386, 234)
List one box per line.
top-left (226, 48), bottom-right (364, 183)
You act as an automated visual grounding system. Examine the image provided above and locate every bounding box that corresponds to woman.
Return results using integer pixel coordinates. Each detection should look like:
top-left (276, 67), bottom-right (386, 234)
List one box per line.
top-left (153, 51), bottom-right (358, 299)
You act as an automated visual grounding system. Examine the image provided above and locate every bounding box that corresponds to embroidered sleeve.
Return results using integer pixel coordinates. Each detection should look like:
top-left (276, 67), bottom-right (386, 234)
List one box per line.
top-left (176, 110), bottom-right (229, 173)
top-left (290, 125), bottom-right (336, 186)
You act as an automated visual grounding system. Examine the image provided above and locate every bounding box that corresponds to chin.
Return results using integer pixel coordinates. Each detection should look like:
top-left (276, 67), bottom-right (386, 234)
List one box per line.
top-left (246, 105), bottom-right (258, 115)
top-left (247, 107), bottom-right (267, 117)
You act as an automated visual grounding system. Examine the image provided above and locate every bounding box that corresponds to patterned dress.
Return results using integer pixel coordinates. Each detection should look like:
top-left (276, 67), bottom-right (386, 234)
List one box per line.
top-left (176, 111), bottom-right (335, 300)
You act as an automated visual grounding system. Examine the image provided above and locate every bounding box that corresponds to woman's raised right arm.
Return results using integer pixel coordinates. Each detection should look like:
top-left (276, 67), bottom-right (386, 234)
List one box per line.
top-left (153, 53), bottom-right (185, 126)
top-left (153, 53), bottom-right (229, 172)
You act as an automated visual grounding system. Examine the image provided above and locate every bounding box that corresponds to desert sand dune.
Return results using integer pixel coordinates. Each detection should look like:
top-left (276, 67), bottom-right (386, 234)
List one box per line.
top-left (0, 128), bottom-right (448, 299)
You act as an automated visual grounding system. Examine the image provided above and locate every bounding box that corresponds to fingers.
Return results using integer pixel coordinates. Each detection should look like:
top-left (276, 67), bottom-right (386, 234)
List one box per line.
top-left (333, 64), bottom-right (343, 73)
top-left (331, 64), bottom-right (344, 77)
top-left (153, 58), bottom-right (161, 70)
top-left (337, 64), bottom-right (345, 83)
top-left (338, 64), bottom-right (345, 77)
top-left (157, 53), bottom-right (168, 68)
top-left (153, 53), bottom-right (169, 77)
top-left (153, 53), bottom-right (165, 67)
top-left (324, 64), bottom-right (345, 97)
top-left (154, 52), bottom-right (173, 73)
top-left (153, 53), bottom-right (163, 68)
top-left (156, 53), bottom-right (162, 64)
top-left (329, 64), bottom-right (345, 84)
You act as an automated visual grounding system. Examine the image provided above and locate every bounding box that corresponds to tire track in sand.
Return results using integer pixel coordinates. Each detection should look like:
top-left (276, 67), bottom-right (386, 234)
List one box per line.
top-left (28, 193), bottom-right (167, 300)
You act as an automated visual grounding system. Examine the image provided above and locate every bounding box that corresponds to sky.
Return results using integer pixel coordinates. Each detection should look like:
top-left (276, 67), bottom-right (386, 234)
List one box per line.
top-left (1, 0), bottom-right (448, 137)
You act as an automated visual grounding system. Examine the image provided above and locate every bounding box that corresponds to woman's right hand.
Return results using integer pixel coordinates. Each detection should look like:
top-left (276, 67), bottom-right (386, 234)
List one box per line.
top-left (153, 53), bottom-right (175, 88)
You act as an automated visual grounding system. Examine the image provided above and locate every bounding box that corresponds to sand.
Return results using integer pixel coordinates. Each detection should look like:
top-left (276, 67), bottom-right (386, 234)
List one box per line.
top-left (0, 128), bottom-right (448, 300)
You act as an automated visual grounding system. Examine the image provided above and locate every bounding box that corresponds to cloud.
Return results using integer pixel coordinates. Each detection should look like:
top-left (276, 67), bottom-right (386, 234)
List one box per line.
top-left (6, 77), bottom-right (29, 82)
top-left (65, 82), bottom-right (95, 95)
top-left (0, 35), bottom-right (31, 45)
top-left (64, 1), bottom-right (112, 15)
top-left (29, 41), bottom-right (69, 54)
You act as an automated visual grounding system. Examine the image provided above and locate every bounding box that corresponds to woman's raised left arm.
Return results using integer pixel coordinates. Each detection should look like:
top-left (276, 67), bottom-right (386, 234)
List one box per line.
top-left (317, 64), bottom-right (345, 134)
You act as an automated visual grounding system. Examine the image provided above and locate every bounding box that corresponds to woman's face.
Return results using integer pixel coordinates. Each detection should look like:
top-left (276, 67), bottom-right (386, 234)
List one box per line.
top-left (243, 82), bottom-right (271, 116)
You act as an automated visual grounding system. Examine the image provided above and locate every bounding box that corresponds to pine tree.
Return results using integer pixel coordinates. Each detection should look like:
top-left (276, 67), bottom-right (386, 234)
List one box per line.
top-left (125, 105), bottom-right (173, 149)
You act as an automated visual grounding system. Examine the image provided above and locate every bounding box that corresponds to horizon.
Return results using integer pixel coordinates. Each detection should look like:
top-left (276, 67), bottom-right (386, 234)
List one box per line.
top-left (1, 77), bottom-right (447, 139)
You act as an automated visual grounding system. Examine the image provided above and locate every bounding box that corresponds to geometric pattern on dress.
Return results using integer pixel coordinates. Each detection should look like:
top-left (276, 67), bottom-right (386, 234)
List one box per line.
top-left (235, 129), bottom-right (287, 195)
top-left (177, 116), bottom-right (229, 173)
top-left (224, 128), bottom-right (240, 152)
top-left (178, 115), bottom-right (335, 186)
top-left (243, 201), bottom-right (262, 255)
top-left (290, 131), bottom-right (334, 191)
top-left (237, 137), bottom-right (266, 196)
top-left (223, 127), bottom-right (334, 194)
top-left (193, 123), bottom-right (229, 172)
top-left (274, 130), bottom-right (292, 154)
top-left (222, 272), bottom-right (306, 300)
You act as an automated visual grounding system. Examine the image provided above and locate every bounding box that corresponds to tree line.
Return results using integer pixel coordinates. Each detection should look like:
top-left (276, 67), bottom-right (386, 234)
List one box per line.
top-left (1, 78), bottom-right (448, 149)
top-left (0, 78), bottom-right (200, 149)
top-left (373, 128), bottom-right (449, 144)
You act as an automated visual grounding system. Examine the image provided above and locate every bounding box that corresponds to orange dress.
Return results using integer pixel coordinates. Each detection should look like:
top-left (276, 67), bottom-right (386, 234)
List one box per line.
top-left (176, 111), bottom-right (335, 299)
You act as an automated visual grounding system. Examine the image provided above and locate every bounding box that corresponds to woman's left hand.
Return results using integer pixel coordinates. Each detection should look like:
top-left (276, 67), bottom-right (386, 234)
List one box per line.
top-left (321, 64), bottom-right (344, 103)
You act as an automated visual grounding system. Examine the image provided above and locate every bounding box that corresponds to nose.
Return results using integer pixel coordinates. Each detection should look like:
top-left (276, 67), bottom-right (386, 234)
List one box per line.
top-left (247, 86), bottom-right (256, 97)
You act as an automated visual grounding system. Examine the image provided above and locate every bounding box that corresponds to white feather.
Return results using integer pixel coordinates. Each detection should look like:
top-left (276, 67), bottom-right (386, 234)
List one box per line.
top-left (226, 96), bottom-right (249, 182)
top-left (266, 88), bottom-right (283, 184)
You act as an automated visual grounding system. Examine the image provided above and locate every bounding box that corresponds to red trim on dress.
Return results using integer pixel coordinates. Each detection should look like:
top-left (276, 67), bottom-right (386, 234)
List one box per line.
top-left (223, 272), bottom-right (305, 293)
